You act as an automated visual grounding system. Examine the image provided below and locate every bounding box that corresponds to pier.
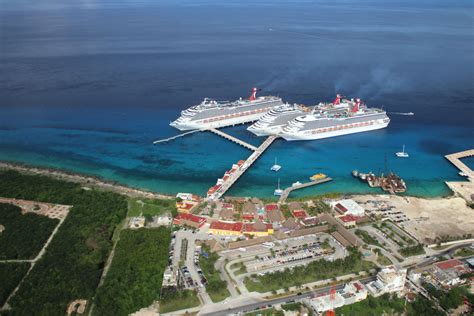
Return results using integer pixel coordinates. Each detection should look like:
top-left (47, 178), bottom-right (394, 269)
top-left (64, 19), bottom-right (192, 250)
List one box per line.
top-left (278, 178), bottom-right (333, 204)
top-left (210, 135), bottom-right (278, 199)
top-left (445, 149), bottom-right (474, 180)
top-left (153, 130), bottom-right (201, 144)
top-left (208, 128), bottom-right (258, 151)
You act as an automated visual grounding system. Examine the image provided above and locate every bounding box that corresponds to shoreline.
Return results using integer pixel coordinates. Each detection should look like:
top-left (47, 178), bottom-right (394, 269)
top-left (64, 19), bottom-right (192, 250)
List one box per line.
top-left (0, 160), bottom-right (459, 201)
top-left (0, 161), bottom-right (173, 200)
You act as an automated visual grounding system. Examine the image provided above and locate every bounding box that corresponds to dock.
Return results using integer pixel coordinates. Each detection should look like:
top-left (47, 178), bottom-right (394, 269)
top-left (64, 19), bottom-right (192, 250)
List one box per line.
top-left (208, 128), bottom-right (258, 151)
top-left (210, 135), bottom-right (278, 199)
top-left (278, 178), bottom-right (333, 204)
top-left (153, 130), bottom-right (201, 144)
top-left (445, 149), bottom-right (474, 180)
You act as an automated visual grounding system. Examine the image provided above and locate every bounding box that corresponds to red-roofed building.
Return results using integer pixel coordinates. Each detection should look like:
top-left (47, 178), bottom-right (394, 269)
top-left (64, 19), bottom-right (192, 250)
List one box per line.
top-left (237, 160), bottom-right (245, 167)
top-left (292, 209), bottom-right (309, 219)
top-left (334, 203), bottom-right (348, 215)
top-left (243, 221), bottom-right (274, 237)
top-left (337, 214), bottom-right (360, 227)
top-left (265, 204), bottom-right (279, 212)
top-left (435, 259), bottom-right (464, 271)
top-left (173, 213), bottom-right (206, 228)
top-left (431, 259), bottom-right (469, 287)
top-left (176, 202), bottom-right (195, 213)
top-left (207, 185), bottom-right (221, 198)
top-left (209, 221), bottom-right (243, 236)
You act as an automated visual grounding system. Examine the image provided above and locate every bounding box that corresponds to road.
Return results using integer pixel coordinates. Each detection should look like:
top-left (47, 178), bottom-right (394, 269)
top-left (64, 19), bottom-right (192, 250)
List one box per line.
top-left (200, 276), bottom-right (376, 316)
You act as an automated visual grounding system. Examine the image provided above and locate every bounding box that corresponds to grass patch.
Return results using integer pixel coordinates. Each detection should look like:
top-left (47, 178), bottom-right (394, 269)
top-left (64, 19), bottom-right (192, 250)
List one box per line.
top-left (246, 308), bottom-right (284, 316)
top-left (128, 197), bottom-right (176, 217)
top-left (455, 247), bottom-right (474, 257)
top-left (93, 228), bottom-right (171, 315)
top-left (244, 247), bottom-right (375, 293)
top-left (0, 203), bottom-right (58, 260)
top-left (200, 246), bottom-right (230, 302)
top-left (355, 229), bottom-right (382, 247)
top-left (399, 244), bottom-right (425, 257)
top-left (0, 262), bottom-right (30, 306)
top-left (230, 262), bottom-right (247, 276)
top-left (376, 253), bottom-right (392, 266)
top-left (159, 289), bottom-right (200, 313)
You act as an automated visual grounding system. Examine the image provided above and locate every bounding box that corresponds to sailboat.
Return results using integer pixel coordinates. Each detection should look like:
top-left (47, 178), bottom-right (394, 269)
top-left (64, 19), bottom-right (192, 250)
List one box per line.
top-left (396, 144), bottom-right (409, 158)
top-left (274, 178), bottom-right (283, 196)
top-left (270, 157), bottom-right (281, 171)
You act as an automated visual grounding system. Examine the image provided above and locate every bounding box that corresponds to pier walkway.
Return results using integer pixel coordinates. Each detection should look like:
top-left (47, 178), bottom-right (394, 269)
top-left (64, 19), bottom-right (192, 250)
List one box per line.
top-left (208, 128), bottom-right (258, 151)
top-left (212, 135), bottom-right (278, 199)
top-left (278, 178), bottom-right (333, 204)
top-left (445, 149), bottom-right (474, 180)
top-left (153, 130), bottom-right (201, 144)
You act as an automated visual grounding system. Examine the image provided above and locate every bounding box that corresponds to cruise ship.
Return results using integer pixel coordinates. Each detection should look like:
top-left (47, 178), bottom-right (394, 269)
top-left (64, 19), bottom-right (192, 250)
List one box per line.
top-left (280, 95), bottom-right (390, 141)
top-left (170, 88), bottom-right (284, 131)
top-left (247, 103), bottom-right (311, 136)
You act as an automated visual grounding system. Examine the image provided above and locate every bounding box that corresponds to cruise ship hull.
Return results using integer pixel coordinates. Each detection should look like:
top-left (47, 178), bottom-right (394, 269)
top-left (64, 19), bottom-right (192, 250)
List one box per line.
top-left (281, 119), bottom-right (389, 141)
top-left (171, 111), bottom-right (269, 131)
top-left (247, 124), bottom-right (286, 136)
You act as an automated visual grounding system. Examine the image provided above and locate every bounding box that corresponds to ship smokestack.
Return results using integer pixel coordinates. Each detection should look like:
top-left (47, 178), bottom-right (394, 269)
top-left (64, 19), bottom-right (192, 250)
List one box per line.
top-left (352, 98), bottom-right (361, 112)
top-left (249, 87), bottom-right (258, 101)
top-left (333, 94), bottom-right (341, 105)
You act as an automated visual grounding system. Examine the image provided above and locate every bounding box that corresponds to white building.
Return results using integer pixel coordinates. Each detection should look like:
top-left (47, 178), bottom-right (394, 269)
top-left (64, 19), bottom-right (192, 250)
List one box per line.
top-left (304, 281), bottom-right (367, 312)
top-left (176, 193), bottom-right (194, 201)
top-left (366, 266), bottom-right (407, 297)
top-left (331, 199), bottom-right (365, 217)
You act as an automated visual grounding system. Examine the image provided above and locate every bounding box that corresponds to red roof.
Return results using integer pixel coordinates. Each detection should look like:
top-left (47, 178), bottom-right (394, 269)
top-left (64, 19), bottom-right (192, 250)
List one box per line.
top-left (335, 203), bottom-right (348, 214)
top-left (265, 204), bottom-right (279, 212)
top-left (237, 160), bottom-right (245, 166)
top-left (178, 203), bottom-right (194, 210)
top-left (292, 210), bottom-right (308, 219)
top-left (242, 214), bottom-right (255, 220)
top-left (435, 259), bottom-right (464, 271)
top-left (207, 185), bottom-right (221, 195)
top-left (222, 203), bottom-right (234, 210)
top-left (339, 214), bottom-right (360, 222)
top-left (174, 213), bottom-right (206, 224)
top-left (243, 223), bottom-right (273, 233)
top-left (210, 221), bottom-right (243, 232)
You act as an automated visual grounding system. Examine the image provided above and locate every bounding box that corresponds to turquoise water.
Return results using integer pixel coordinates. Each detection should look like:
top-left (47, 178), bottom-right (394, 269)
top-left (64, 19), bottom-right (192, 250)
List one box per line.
top-left (1, 0), bottom-right (473, 198)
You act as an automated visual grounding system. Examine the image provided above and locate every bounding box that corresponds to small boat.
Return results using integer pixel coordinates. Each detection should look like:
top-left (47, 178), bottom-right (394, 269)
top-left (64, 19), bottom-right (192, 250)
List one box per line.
top-left (274, 178), bottom-right (283, 196)
top-left (270, 157), bottom-right (281, 172)
top-left (352, 170), bottom-right (359, 177)
top-left (459, 171), bottom-right (468, 177)
top-left (310, 173), bottom-right (326, 181)
top-left (396, 144), bottom-right (409, 158)
top-left (292, 181), bottom-right (302, 187)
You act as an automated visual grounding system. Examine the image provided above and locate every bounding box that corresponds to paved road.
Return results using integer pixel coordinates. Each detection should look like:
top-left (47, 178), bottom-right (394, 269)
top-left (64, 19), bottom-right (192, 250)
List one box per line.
top-left (200, 276), bottom-right (376, 315)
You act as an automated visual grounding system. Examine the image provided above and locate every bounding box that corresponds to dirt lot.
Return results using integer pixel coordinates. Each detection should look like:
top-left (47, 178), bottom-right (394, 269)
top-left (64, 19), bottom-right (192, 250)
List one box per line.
top-left (352, 195), bottom-right (474, 244)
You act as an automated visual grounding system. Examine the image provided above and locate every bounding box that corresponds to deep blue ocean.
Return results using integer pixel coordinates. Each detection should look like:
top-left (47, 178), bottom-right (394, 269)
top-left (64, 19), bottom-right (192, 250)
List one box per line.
top-left (0, 0), bottom-right (473, 198)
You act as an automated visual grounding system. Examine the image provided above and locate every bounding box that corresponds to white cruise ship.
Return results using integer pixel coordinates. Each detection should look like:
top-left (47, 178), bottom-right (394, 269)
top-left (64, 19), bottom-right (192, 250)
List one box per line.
top-left (170, 88), bottom-right (284, 131)
top-left (247, 103), bottom-right (311, 136)
top-left (280, 96), bottom-right (390, 141)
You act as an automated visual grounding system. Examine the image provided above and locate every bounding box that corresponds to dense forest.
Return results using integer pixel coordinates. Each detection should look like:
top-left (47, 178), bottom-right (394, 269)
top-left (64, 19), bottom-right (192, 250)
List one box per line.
top-left (93, 228), bottom-right (171, 316)
top-left (0, 170), bottom-right (127, 315)
top-left (0, 263), bottom-right (30, 306)
top-left (0, 203), bottom-right (58, 260)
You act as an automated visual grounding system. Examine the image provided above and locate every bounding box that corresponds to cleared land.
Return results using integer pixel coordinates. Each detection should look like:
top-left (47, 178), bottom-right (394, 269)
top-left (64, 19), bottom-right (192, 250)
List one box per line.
top-left (93, 228), bottom-right (171, 315)
top-left (0, 263), bottom-right (30, 306)
top-left (0, 203), bottom-right (58, 260)
top-left (159, 289), bottom-right (200, 314)
top-left (128, 197), bottom-right (177, 217)
top-left (352, 195), bottom-right (474, 243)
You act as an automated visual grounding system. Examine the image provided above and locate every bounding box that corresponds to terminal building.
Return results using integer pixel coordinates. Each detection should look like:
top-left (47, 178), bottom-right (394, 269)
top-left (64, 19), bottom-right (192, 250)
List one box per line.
top-left (366, 266), bottom-right (407, 297)
top-left (304, 281), bottom-right (367, 312)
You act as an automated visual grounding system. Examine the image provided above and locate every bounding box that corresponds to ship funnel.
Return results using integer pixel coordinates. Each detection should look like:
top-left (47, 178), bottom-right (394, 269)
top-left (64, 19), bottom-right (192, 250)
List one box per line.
top-left (333, 94), bottom-right (341, 105)
top-left (249, 87), bottom-right (258, 101)
top-left (352, 98), bottom-right (361, 112)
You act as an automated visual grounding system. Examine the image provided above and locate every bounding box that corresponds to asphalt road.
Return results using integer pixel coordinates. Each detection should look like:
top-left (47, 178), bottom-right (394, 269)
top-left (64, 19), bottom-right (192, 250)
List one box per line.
top-left (201, 276), bottom-right (376, 316)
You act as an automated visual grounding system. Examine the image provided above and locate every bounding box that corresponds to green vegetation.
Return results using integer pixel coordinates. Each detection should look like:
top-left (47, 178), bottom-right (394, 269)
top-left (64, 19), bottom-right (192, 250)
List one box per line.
top-left (200, 245), bottom-right (230, 302)
top-left (355, 229), bottom-right (382, 247)
top-left (128, 197), bottom-right (177, 217)
top-left (281, 302), bottom-right (303, 312)
top-left (424, 283), bottom-right (474, 311)
top-left (159, 289), bottom-right (200, 313)
top-left (0, 203), bottom-right (58, 260)
top-left (94, 228), bottom-right (171, 316)
top-left (455, 247), bottom-right (474, 257)
top-left (280, 203), bottom-right (291, 219)
top-left (244, 247), bottom-right (375, 292)
top-left (230, 261), bottom-right (247, 275)
top-left (0, 263), bottom-right (30, 306)
top-left (0, 170), bottom-right (127, 315)
top-left (376, 252), bottom-right (392, 266)
top-left (399, 244), bottom-right (425, 257)
top-left (246, 308), bottom-right (283, 316)
top-left (336, 292), bottom-right (444, 316)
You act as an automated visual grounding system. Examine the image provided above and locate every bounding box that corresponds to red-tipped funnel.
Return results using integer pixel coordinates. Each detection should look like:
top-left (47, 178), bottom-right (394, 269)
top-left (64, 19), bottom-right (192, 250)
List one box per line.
top-left (333, 94), bottom-right (341, 105)
top-left (249, 87), bottom-right (257, 101)
top-left (352, 98), bottom-right (361, 112)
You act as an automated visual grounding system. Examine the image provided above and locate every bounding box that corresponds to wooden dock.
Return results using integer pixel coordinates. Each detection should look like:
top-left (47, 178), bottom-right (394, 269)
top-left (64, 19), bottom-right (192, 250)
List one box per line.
top-left (211, 135), bottom-right (278, 199)
top-left (445, 149), bottom-right (474, 180)
top-left (278, 177), bottom-right (333, 204)
top-left (208, 128), bottom-right (258, 151)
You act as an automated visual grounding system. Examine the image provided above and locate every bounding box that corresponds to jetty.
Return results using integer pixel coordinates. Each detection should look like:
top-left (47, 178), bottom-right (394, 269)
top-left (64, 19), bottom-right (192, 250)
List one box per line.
top-left (278, 178), bottom-right (333, 204)
top-left (210, 135), bottom-right (278, 199)
top-left (208, 128), bottom-right (258, 151)
top-left (445, 149), bottom-right (474, 180)
top-left (153, 130), bottom-right (201, 144)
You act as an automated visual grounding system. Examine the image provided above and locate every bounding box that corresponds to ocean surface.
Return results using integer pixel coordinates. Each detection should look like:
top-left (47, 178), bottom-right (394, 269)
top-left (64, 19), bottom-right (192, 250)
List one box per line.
top-left (1, 0), bottom-right (473, 198)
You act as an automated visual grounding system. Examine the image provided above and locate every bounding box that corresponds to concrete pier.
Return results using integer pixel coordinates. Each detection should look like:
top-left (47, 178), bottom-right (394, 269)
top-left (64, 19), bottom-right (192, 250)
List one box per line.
top-left (445, 149), bottom-right (474, 180)
top-left (153, 130), bottom-right (201, 144)
top-left (208, 128), bottom-right (258, 151)
top-left (211, 135), bottom-right (278, 199)
top-left (278, 178), bottom-right (333, 204)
